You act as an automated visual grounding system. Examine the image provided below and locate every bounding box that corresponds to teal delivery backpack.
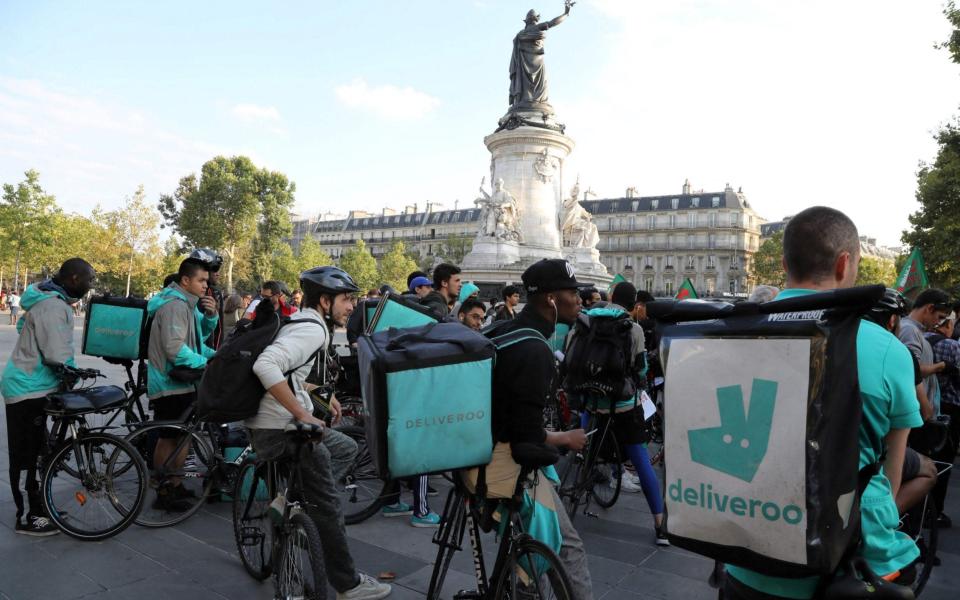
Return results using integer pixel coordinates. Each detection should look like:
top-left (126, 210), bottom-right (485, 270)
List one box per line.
top-left (82, 295), bottom-right (149, 361)
top-left (365, 291), bottom-right (438, 334)
top-left (357, 322), bottom-right (496, 479)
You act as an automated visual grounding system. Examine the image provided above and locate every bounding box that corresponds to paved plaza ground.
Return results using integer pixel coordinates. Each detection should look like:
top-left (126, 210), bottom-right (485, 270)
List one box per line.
top-left (0, 322), bottom-right (957, 599)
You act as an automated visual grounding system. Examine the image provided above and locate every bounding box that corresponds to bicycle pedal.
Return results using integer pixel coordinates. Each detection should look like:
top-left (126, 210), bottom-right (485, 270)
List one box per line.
top-left (585, 510), bottom-right (599, 519)
top-left (453, 590), bottom-right (482, 600)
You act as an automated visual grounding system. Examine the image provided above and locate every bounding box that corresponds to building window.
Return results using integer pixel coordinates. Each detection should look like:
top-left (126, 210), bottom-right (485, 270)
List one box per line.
top-left (708, 255), bottom-right (717, 269)
top-left (669, 215), bottom-right (677, 228)
top-left (665, 280), bottom-right (674, 296)
top-left (671, 198), bottom-right (679, 209)
top-left (665, 255), bottom-right (674, 268)
top-left (645, 255), bottom-right (653, 268)
top-left (691, 197), bottom-right (700, 208)
top-left (709, 234), bottom-right (717, 249)
top-left (712, 197), bottom-right (720, 208)
top-left (687, 213), bottom-right (695, 228)
top-left (651, 199), bottom-right (659, 209)
top-left (648, 216), bottom-right (655, 230)
top-left (686, 255), bottom-right (695, 269)
top-left (709, 213), bottom-right (718, 228)
top-left (730, 279), bottom-right (737, 293)
top-left (645, 279), bottom-right (654, 292)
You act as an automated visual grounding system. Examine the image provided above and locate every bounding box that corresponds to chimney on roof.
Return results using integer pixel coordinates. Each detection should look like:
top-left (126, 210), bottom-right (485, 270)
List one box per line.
top-left (454, 199), bottom-right (459, 210)
top-left (625, 186), bottom-right (637, 198)
top-left (738, 186), bottom-right (743, 194)
top-left (682, 179), bottom-right (692, 195)
top-left (725, 182), bottom-right (734, 192)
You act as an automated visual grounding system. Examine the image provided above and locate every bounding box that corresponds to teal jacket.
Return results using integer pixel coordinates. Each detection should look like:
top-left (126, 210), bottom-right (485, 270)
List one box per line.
top-left (1, 281), bottom-right (78, 404)
top-left (146, 283), bottom-right (218, 400)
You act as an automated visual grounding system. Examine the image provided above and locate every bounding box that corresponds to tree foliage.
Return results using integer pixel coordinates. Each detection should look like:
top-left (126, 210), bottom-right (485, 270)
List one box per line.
top-left (0, 170), bottom-right (60, 289)
top-left (296, 235), bottom-right (333, 273)
top-left (339, 240), bottom-right (379, 292)
top-left (379, 241), bottom-right (419, 292)
top-left (750, 232), bottom-right (786, 288)
top-left (158, 156), bottom-right (296, 292)
top-left (855, 256), bottom-right (897, 287)
top-left (438, 234), bottom-right (473, 265)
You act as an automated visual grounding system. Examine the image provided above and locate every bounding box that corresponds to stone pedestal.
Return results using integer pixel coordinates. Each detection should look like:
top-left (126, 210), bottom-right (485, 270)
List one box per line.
top-left (564, 246), bottom-right (608, 277)
top-left (462, 238), bottom-right (521, 270)
top-left (483, 126), bottom-right (574, 258)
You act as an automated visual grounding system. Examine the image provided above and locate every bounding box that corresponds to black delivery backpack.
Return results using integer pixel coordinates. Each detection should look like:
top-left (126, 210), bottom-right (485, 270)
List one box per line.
top-left (651, 285), bottom-right (886, 579)
top-left (357, 321), bottom-right (496, 479)
top-left (82, 295), bottom-right (150, 361)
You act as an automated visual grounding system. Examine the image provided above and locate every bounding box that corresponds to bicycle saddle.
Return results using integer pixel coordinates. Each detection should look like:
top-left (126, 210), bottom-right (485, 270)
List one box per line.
top-left (284, 420), bottom-right (325, 438)
top-left (511, 442), bottom-right (560, 469)
top-left (46, 385), bottom-right (127, 415)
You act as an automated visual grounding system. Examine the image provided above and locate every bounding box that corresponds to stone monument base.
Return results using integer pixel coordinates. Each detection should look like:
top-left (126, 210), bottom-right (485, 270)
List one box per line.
top-left (462, 238), bottom-right (521, 270)
top-left (564, 246), bottom-right (609, 278)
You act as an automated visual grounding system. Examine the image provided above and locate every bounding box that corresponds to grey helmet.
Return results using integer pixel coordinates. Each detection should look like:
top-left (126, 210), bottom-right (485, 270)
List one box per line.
top-left (186, 248), bottom-right (223, 272)
top-left (299, 266), bottom-right (360, 296)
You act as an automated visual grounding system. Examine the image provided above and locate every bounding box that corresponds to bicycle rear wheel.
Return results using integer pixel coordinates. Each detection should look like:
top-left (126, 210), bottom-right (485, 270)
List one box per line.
top-left (233, 459), bottom-right (274, 581)
top-left (588, 428), bottom-right (621, 509)
top-left (557, 449), bottom-right (586, 521)
top-left (124, 423), bottom-right (216, 527)
top-left (42, 433), bottom-right (146, 541)
top-left (334, 425), bottom-right (395, 525)
top-left (493, 537), bottom-right (574, 600)
top-left (275, 512), bottom-right (328, 600)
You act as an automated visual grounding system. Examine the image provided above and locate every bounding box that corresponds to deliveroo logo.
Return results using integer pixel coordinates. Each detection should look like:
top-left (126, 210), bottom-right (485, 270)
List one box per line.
top-left (688, 378), bottom-right (777, 483)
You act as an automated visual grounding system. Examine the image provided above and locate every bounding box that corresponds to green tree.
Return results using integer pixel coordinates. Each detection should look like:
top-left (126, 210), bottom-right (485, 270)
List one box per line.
top-left (903, 3), bottom-right (960, 293)
top-left (750, 232), bottom-right (786, 288)
top-left (296, 235), bottom-right (333, 273)
top-left (0, 170), bottom-right (60, 291)
top-left (378, 241), bottom-right (419, 291)
top-left (158, 156), bottom-right (295, 292)
top-left (856, 256), bottom-right (897, 286)
top-left (438, 234), bottom-right (473, 265)
top-left (96, 185), bottom-right (163, 296)
top-left (270, 245), bottom-right (300, 289)
top-left (339, 240), bottom-right (379, 292)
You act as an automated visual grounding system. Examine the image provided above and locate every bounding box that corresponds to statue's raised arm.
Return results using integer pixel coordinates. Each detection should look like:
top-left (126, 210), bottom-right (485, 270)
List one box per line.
top-left (540, 0), bottom-right (574, 30)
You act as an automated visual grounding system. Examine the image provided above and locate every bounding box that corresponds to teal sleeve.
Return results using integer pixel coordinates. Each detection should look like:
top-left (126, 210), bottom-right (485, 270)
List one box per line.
top-left (201, 343), bottom-right (217, 359)
top-left (200, 311), bottom-right (219, 341)
top-left (884, 341), bottom-right (923, 430)
top-left (172, 344), bottom-right (208, 369)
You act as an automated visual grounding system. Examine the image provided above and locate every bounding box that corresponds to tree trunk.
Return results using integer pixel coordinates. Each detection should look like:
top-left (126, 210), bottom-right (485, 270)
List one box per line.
top-left (226, 244), bottom-right (236, 293)
top-left (125, 250), bottom-right (134, 297)
top-left (13, 247), bottom-right (21, 293)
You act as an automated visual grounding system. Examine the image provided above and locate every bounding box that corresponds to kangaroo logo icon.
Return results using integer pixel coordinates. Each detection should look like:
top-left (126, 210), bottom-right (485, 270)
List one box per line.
top-left (688, 378), bottom-right (777, 483)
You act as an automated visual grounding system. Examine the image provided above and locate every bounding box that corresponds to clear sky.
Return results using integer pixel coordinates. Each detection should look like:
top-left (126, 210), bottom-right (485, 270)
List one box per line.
top-left (2, 0), bottom-right (959, 246)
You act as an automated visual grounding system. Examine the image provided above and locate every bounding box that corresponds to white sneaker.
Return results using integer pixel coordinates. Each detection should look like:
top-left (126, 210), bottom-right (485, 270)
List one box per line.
top-left (619, 473), bottom-right (643, 493)
top-left (337, 573), bottom-right (392, 600)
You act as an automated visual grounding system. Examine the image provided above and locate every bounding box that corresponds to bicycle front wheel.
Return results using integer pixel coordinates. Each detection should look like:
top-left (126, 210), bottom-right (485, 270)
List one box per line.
top-left (124, 423), bottom-right (216, 527)
top-left (493, 537), bottom-right (574, 600)
top-left (233, 458), bottom-right (274, 581)
top-left (588, 428), bottom-right (621, 509)
top-left (275, 512), bottom-right (328, 600)
top-left (42, 433), bottom-right (146, 541)
top-left (334, 425), bottom-right (395, 525)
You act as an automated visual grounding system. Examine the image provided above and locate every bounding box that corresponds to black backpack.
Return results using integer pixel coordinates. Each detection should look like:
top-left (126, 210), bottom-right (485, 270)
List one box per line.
top-left (197, 313), bottom-right (323, 424)
top-left (562, 312), bottom-right (636, 402)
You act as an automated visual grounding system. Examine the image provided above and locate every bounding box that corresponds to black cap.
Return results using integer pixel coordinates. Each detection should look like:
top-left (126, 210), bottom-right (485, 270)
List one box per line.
top-left (522, 259), bottom-right (586, 294)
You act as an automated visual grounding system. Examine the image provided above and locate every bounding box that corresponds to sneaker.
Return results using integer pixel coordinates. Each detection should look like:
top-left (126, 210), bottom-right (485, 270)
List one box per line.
top-left (655, 525), bottom-right (670, 547)
top-left (15, 515), bottom-right (59, 537)
top-left (934, 512), bottom-right (952, 529)
top-left (337, 572), bottom-right (391, 600)
top-left (381, 501), bottom-right (413, 518)
top-left (411, 512), bottom-right (441, 528)
top-left (619, 473), bottom-right (643, 493)
top-left (152, 485), bottom-right (193, 512)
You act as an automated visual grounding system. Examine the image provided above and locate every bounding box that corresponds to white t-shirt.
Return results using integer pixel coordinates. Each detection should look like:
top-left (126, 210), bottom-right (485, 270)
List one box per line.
top-left (8, 294), bottom-right (21, 309)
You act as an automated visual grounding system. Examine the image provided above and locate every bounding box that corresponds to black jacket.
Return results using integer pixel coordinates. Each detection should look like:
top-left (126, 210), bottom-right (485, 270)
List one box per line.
top-left (488, 305), bottom-right (557, 445)
top-left (420, 290), bottom-right (450, 319)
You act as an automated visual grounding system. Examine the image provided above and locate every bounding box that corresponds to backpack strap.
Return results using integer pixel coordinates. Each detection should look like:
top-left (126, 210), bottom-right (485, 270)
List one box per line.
top-left (489, 327), bottom-right (552, 352)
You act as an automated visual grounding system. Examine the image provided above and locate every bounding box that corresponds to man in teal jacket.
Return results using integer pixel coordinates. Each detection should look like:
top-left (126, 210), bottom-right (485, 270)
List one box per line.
top-left (146, 259), bottom-right (217, 510)
top-left (2, 258), bottom-right (95, 536)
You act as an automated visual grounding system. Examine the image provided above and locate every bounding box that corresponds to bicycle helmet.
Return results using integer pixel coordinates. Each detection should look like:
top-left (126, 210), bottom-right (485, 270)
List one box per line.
top-left (864, 288), bottom-right (908, 326)
top-left (186, 248), bottom-right (223, 272)
top-left (299, 266), bottom-right (360, 296)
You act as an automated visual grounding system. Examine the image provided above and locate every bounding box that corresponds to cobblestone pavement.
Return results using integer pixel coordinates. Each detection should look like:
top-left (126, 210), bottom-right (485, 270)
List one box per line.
top-left (0, 323), bottom-right (957, 599)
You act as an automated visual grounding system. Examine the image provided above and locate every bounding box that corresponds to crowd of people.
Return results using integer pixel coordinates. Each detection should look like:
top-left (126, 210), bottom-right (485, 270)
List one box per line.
top-left (1, 205), bottom-right (958, 600)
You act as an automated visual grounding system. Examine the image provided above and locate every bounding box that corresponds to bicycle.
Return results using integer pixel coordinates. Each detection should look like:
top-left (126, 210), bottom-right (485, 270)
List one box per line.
top-left (557, 396), bottom-right (622, 521)
top-left (77, 357), bottom-right (150, 431)
top-left (897, 459), bottom-right (953, 596)
top-left (40, 366), bottom-right (147, 540)
top-left (122, 403), bottom-right (249, 527)
top-left (426, 443), bottom-right (574, 600)
top-left (232, 420), bottom-right (328, 599)
top-left (309, 381), bottom-right (398, 525)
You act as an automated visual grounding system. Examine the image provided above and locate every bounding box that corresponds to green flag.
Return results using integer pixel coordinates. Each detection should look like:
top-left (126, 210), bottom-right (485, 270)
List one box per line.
top-left (895, 248), bottom-right (929, 293)
top-left (676, 278), bottom-right (698, 300)
top-left (607, 273), bottom-right (626, 295)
